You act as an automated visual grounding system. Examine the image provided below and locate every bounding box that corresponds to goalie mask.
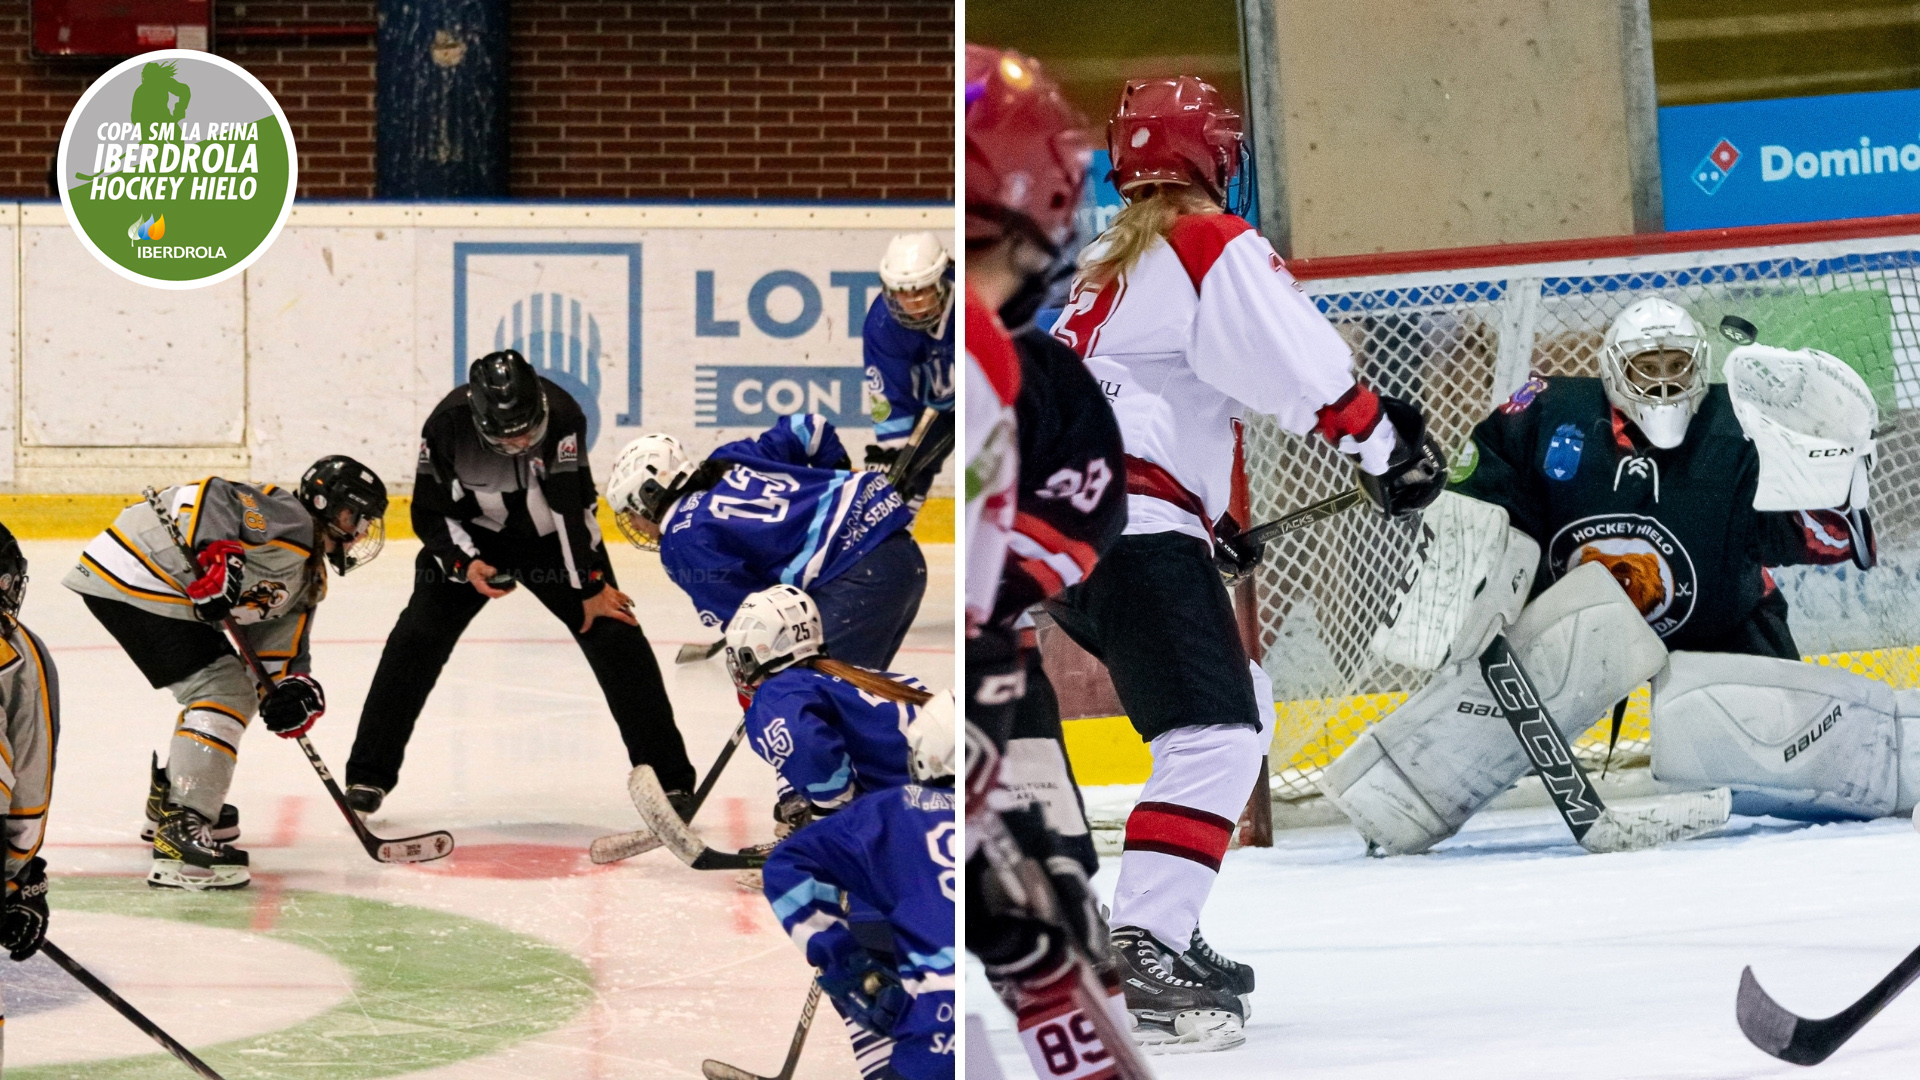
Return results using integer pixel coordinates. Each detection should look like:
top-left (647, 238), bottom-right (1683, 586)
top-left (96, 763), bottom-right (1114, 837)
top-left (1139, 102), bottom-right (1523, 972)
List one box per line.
top-left (879, 232), bottom-right (953, 334)
top-left (724, 585), bottom-right (825, 698)
top-left (607, 433), bottom-right (696, 550)
top-left (1600, 296), bottom-right (1709, 449)
top-left (906, 689), bottom-right (956, 785)
top-left (300, 455), bottom-right (388, 575)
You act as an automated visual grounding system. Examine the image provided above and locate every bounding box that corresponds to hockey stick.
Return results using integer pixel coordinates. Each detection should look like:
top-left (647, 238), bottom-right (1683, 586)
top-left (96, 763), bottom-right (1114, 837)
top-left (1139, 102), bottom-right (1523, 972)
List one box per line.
top-left (886, 406), bottom-right (956, 496)
top-left (676, 639), bottom-right (726, 664)
top-left (1479, 634), bottom-right (1730, 853)
top-left (1241, 487), bottom-right (1365, 548)
top-left (702, 981), bottom-right (822, 1080)
top-left (1737, 947), bottom-right (1920, 1066)
top-left (590, 720), bottom-right (747, 863)
top-left (142, 488), bottom-right (454, 865)
top-left (43, 940), bottom-right (227, 1079)
top-left (627, 764), bottom-right (768, 870)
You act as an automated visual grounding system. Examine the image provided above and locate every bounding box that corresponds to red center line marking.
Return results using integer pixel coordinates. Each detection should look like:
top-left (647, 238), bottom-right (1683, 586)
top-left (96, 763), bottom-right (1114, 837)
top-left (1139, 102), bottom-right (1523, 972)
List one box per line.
top-left (726, 797), bottom-right (761, 936)
top-left (250, 872), bottom-right (286, 931)
top-left (270, 795), bottom-right (305, 849)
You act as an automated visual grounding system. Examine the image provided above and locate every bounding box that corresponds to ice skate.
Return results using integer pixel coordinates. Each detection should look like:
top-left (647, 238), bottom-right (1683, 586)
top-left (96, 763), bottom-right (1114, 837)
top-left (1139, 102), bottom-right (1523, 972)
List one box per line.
top-left (1110, 924), bottom-right (1245, 1053)
top-left (141, 753), bottom-right (238, 843)
top-left (149, 802), bottom-right (250, 891)
top-left (1183, 927), bottom-right (1256, 1020)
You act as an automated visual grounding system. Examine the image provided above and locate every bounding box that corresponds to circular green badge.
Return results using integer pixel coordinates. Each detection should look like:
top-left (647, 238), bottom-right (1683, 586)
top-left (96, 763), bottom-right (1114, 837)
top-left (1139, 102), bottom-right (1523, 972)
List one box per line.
top-left (56, 50), bottom-right (296, 290)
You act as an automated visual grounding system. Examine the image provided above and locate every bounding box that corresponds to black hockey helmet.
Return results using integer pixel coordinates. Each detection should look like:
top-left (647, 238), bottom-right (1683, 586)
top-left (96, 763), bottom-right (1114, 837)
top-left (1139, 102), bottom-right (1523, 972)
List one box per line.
top-left (468, 350), bottom-right (549, 455)
top-left (300, 455), bottom-right (388, 575)
top-left (0, 521), bottom-right (27, 635)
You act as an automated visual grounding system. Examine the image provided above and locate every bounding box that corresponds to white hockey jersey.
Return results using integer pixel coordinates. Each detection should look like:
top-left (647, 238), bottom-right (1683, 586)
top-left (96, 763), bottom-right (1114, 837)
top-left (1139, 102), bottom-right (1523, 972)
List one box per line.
top-left (1051, 212), bottom-right (1394, 544)
top-left (964, 287), bottom-right (1020, 629)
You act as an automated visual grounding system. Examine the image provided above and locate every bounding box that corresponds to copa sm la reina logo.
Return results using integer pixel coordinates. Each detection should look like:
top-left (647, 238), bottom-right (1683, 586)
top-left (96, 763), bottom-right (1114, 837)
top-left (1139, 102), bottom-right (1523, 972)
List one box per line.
top-left (55, 50), bottom-right (296, 290)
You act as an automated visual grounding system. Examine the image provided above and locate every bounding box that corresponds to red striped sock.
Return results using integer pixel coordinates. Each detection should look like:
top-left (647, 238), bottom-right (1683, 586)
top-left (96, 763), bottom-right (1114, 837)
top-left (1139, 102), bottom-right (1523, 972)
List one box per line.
top-left (1124, 801), bottom-right (1234, 872)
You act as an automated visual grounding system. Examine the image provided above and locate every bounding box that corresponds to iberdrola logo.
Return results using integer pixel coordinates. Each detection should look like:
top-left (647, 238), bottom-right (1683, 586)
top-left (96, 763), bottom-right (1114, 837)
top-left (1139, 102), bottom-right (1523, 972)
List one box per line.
top-left (127, 214), bottom-right (166, 243)
top-left (55, 51), bottom-right (295, 289)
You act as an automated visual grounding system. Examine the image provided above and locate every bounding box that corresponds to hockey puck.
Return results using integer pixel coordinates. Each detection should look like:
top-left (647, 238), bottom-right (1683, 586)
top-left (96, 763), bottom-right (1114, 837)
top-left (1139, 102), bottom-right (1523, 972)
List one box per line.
top-left (1719, 314), bottom-right (1758, 345)
top-left (487, 571), bottom-right (516, 590)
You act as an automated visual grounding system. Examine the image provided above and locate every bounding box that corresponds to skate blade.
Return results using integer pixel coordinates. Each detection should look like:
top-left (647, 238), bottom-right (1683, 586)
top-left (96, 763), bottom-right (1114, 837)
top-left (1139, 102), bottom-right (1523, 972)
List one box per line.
top-left (733, 868), bottom-right (764, 892)
top-left (1581, 787), bottom-right (1732, 854)
top-left (1132, 1009), bottom-right (1245, 1054)
top-left (147, 860), bottom-right (250, 891)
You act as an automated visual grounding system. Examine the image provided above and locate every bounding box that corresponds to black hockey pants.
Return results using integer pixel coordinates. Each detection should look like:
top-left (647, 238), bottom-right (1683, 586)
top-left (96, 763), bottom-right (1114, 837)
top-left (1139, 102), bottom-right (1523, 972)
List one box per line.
top-left (346, 542), bottom-right (695, 794)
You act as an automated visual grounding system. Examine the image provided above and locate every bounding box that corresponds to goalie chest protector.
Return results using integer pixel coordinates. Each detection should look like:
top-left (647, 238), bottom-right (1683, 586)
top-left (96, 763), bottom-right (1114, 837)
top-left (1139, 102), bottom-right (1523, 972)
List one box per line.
top-left (1450, 375), bottom-right (1833, 655)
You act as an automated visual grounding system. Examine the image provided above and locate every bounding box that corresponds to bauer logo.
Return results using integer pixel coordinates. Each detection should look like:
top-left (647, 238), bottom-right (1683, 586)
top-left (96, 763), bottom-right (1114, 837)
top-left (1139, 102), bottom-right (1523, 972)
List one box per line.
top-left (454, 243), bottom-right (642, 447)
top-left (55, 51), bottom-right (295, 289)
top-left (694, 365), bottom-right (874, 429)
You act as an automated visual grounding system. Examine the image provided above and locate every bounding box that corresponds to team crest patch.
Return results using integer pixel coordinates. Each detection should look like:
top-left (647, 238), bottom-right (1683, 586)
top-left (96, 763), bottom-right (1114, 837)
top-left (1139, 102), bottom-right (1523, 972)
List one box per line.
top-left (1549, 513), bottom-right (1698, 637)
top-left (1448, 439), bottom-right (1480, 484)
top-left (1545, 423), bottom-right (1584, 481)
top-left (556, 433), bottom-right (578, 464)
top-left (1499, 375), bottom-right (1549, 414)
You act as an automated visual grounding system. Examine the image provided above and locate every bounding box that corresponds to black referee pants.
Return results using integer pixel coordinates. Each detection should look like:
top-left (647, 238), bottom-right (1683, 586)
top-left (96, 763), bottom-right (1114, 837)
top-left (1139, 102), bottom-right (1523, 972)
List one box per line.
top-left (346, 542), bottom-right (696, 794)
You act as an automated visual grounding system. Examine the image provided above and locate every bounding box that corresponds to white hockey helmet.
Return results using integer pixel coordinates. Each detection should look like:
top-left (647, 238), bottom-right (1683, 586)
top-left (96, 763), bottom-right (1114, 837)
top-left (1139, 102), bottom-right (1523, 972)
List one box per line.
top-left (906, 689), bottom-right (956, 785)
top-left (1599, 296), bottom-right (1710, 449)
top-left (878, 232), bottom-right (953, 334)
top-left (607, 433), bottom-right (695, 550)
top-left (725, 585), bottom-right (826, 696)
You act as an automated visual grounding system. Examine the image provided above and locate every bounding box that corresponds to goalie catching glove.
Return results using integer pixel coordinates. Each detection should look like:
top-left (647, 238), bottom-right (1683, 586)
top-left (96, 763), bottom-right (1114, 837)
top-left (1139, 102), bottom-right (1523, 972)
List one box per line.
top-left (1726, 344), bottom-right (1877, 512)
top-left (186, 539), bottom-right (247, 623)
top-left (261, 674), bottom-right (325, 738)
top-left (1357, 396), bottom-right (1448, 518)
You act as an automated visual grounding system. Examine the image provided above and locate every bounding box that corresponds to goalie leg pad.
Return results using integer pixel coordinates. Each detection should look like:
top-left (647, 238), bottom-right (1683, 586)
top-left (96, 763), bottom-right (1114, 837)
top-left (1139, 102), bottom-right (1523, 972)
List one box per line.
top-left (1321, 561), bottom-right (1668, 854)
top-left (1651, 651), bottom-right (1899, 821)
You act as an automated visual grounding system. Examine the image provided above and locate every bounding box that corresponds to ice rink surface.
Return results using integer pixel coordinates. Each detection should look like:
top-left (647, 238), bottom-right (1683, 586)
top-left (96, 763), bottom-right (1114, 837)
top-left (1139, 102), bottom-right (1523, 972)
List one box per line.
top-left (2, 537), bottom-right (953, 1079)
top-left (973, 797), bottom-right (1920, 1079)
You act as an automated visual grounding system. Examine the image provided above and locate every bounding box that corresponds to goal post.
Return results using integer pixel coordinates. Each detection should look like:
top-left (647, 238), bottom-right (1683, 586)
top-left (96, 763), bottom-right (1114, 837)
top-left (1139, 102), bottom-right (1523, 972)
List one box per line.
top-left (1246, 213), bottom-right (1920, 801)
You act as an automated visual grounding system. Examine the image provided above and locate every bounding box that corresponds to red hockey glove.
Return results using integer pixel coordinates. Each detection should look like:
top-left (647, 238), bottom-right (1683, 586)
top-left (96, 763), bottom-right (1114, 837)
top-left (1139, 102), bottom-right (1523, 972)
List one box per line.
top-left (186, 540), bottom-right (246, 623)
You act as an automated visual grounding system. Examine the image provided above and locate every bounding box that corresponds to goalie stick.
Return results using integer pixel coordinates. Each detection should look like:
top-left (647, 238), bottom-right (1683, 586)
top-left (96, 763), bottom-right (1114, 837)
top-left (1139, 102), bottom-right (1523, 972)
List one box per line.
top-left (44, 940), bottom-right (227, 1079)
top-left (1737, 946), bottom-right (1920, 1066)
top-left (1478, 634), bottom-right (1730, 854)
top-left (627, 764), bottom-right (768, 870)
top-left (142, 488), bottom-right (455, 865)
top-left (590, 719), bottom-right (747, 863)
top-left (703, 981), bottom-right (822, 1080)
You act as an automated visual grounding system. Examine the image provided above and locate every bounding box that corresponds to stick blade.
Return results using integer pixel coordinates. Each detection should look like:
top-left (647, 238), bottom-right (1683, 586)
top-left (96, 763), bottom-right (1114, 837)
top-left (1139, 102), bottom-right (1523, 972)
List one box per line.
top-left (375, 831), bottom-right (456, 863)
top-left (588, 828), bottom-right (661, 864)
top-left (677, 640), bottom-right (724, 664)
top-left (1738, 965), bottom-right (1830, 1065)
top-left (628, 765), bottom-right (709, 865)
top-left (1580, 787), bottom-right (1732, 854)
top-left (701, 1060), bottom-right (769, 1080)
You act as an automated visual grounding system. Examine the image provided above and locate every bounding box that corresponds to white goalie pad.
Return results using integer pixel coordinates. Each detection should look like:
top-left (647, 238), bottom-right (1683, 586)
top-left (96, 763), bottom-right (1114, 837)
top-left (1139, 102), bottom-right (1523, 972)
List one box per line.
top-left (1370, 492), bottom-right (1540, 672)
top-left (1321, 562), bottom-right (1667, 854)
top-left (1651, 652), bottom-right (1900, 820)
top-left (1725, 345), bottom-right (1878, 511)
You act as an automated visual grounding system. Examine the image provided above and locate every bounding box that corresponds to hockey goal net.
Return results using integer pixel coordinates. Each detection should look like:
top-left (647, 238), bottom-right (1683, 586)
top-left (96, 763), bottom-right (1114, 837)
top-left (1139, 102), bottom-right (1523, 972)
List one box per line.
top-left (1246, 218), bottom-right (1920, 801)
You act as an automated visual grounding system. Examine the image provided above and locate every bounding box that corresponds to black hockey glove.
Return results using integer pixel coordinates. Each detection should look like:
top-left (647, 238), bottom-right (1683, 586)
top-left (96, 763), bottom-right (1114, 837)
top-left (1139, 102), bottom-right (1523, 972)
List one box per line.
top-left (818, 949), bottom-right (911, 1037)
top-left (773, 789), bottom-right (814, 838)
top-left (261, 674), bottom-right (325, 738)
top-left (1357, 395), bottom-right (1448, 518)
top-left (863, 444), bottom-right (902, 472)
top-left (1, 856), bottom-right (49, 962)
top-left (185, 539), bottom-right (247, 623)
top-left (1213, 513), bottom-right (1265, 585)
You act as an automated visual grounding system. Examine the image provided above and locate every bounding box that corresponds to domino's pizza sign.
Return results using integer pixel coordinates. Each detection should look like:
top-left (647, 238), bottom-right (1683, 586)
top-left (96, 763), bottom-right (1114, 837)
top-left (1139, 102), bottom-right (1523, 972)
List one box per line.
top-left (1660, 87), bottom-right (1920, 230)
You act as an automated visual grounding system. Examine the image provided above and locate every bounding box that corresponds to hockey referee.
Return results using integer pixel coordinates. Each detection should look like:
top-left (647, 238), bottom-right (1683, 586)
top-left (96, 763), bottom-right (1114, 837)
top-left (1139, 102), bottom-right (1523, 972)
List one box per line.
top-left (343, 350), bottom-right (696, 814)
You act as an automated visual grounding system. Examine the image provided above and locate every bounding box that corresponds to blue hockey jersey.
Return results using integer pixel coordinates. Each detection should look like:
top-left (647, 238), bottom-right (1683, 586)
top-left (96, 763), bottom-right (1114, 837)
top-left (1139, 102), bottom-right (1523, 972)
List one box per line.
top-left (863, 279), bottom-right (955, 446)
top-left (746, 666), bottom-right (925, 812)
top-left (765, 784), bottom-right (957, 1080)
top-left (660, 415), bottom-right (915, 628)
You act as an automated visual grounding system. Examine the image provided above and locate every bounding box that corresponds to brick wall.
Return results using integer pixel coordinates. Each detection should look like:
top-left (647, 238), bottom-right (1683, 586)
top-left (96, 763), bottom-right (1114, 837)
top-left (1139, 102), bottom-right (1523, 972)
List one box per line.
top-left (0, 0), bottom-right (951, 200)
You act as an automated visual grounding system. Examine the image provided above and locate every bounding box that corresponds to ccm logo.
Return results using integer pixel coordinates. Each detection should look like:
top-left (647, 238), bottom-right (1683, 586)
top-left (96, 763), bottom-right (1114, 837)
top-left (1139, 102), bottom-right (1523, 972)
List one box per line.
top-left (1808, 447), bottom-right (1855, 458)
top-left (1783, 704), bottom-right (1842, 762)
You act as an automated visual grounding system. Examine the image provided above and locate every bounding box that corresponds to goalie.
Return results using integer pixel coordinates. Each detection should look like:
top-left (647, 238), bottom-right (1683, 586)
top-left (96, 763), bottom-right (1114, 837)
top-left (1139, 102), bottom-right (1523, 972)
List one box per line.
top-left (1322, 296), bottom-right (1916, 856)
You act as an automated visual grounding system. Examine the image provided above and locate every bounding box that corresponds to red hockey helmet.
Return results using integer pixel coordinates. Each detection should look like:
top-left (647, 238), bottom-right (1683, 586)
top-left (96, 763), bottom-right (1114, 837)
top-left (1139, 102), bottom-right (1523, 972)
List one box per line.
top-left (965, 44), bottom-right (1090, 254)
top-left (1108, 76), bottom-right (1245, 207)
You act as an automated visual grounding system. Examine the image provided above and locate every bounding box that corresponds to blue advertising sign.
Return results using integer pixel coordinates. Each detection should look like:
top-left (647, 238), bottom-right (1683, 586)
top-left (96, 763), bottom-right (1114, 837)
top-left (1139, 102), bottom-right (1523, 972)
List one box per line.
top-left (1660, 87), bottom-right (1920, 231)
top-left (694, 365), bottom-right (871, 428)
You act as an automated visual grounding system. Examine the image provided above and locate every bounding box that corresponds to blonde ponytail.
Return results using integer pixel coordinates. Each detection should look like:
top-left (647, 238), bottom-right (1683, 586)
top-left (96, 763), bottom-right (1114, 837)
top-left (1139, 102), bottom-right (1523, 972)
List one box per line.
top-left (1077, 184), bottom-right (1220, 288)
top-left (806, 658), bottom-right (933, 706)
